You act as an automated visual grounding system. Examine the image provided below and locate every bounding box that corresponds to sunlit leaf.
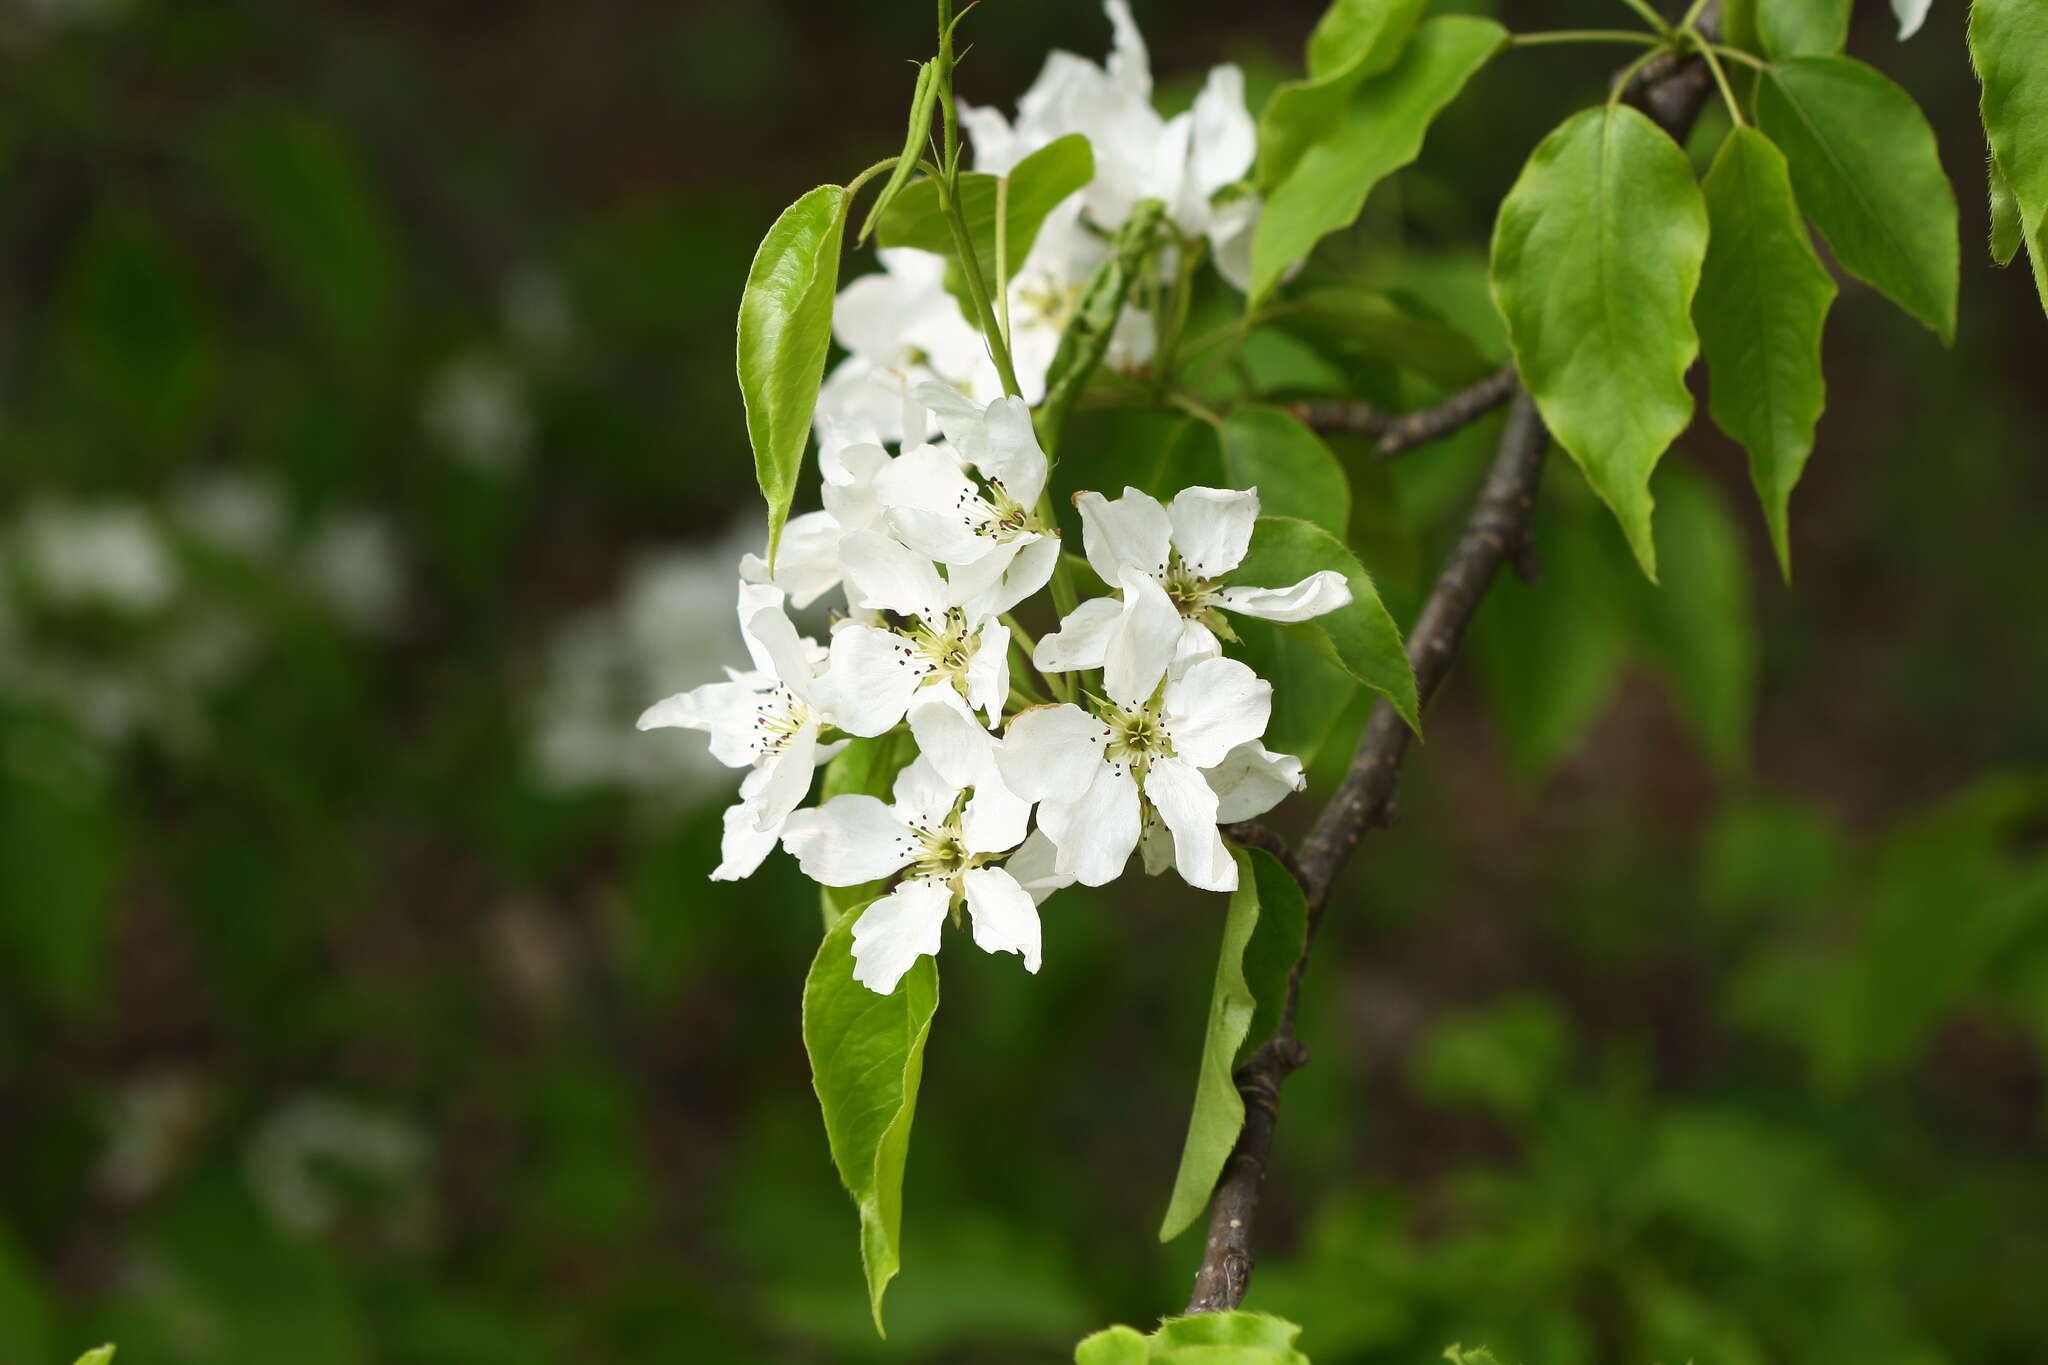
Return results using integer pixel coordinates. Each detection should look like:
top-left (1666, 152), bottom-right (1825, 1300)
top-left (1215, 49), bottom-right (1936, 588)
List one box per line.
top-left (1758, 0), bottom-right (1850, 57)
top-left (1256, 0), bottom-right (1429, 191)
top-left (1971, 0), bottom-right (2048, 316)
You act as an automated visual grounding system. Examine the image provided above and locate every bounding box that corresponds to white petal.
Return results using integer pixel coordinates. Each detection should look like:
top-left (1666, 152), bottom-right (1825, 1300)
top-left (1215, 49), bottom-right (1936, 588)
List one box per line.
top-left (635, 678), bottom-right (758, 768)
top-left (1217, 570), bottom-right (1353, 622)
top-left (741, 510), bottom-right (842, 608)
top-left (1039, 761), bottom-right (1141, 886)
top-left (887, 506), bottom-right (1002, 567)
top-left (752, 725), bottom-right (821, 829)
top-left (850, 880), bottom-right (952, 994)
top-left (875, 442), bottom-right (980, 519)
top-left (964, 533), bottom-right (1059, 619)
top-left (962, 780), bottom-right (1030, 855)
top-left (964, 619), bottom-right (1011, 725)
top-left (942, 538), bottom-right (1026, 608)
top-left (1144, 755), bottom-right (1237, 891)
top-left (978, 396), bottom-right (1050, 506)
top-left (820, 442), bottom-right (892, 536)
top-left (819, 624), bottom-right (926, 737)
top-left (734, 580), bottom-right (788, 670)
top-left (1206, 741), bottom-right (1305, 822)
top-left (1076, 487), bottom-right (1171, 585)
top-left (1103, 0), bottom-right (1153, 100)
top-left (908, 696), bottom-right (984, 790)
top-left (841, 530), bottom-right (948, 624)
top-left (1188, 64), bottom-right (1256, 200)
top-left (997, 703), bottom-right (1108, 803)
top-left (1168, 486), bottom-right (1258, 578)
top-left (711, 800), bottom-right (782, 882)
top-left (1892, 0), bottom-right (1932, 39)
top-left (1174, 616), bottom-right (1223, 667)
top-left (1139, 813), bottom-right (1175, 876)
top-left (1034, 596), bottom-right (1122, 674)
top-left (781, 795), bottom-right (916, 885)
top-left (1102, 568), bottom-right (1182, 708)
top-left (962, 867), bottom-right (1042, 972)
top-left (1161, 655), bottom-right (1271, 769)
top-left (1205, 194), bottom-right (1261, 294)
top-left (1002, 830), bottom-right (1073, 905)
top-left (890, 755), bottom-right (961, 830)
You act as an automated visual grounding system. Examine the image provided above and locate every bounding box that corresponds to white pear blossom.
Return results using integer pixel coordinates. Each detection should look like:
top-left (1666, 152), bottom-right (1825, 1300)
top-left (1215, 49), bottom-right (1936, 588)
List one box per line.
top-left (1037, 485), bottom-right (1352, 676)
top-left (999, 572), bottom-right (1272, 893)
top-left (783, 755), bottom-right (1043, 993)
top-left (815, 249), bottom-right (994, 440)
top-left (636, 582), bottom-right (843, 879)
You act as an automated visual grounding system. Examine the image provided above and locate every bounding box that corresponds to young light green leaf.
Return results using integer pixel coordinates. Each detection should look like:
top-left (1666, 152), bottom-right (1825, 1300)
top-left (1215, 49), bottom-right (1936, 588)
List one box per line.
top-left (1220, 407), bottom-right (1351, 539)
top-left (1152, 1311), bottom-right (1312, 1362)
top-left (1075, 1325), bottom-right (1152, 1365)
top-left (859, 60), bottom-right (941, 244)
top-left (1036, 198), bottom-right (1164, 456)
top-left (1238, 849), bottom-right (1308, 1064)
top-left (876, 133), bottom-right (1094, 301)
top-left (1158, 846), bottom-right (1262, 1243)
top-left (1758, 0), bottom-right (1850, 58)
top-left (1627, 468), bottom-right (1757, 776)
top-left (1234, 515), bottom-right (1419, 732)
top-left (739, 184), bottom-right (850, 568)
top-left (1256, 0), bottom-right (1429, 191)
top-left (803, 905), bottom-right (939, 1334)
top-left (1970, 0), bottom-right (2048, 315)
top-left (72, 1349), bottom-right (116, 1365)
top-left (1249, 16), bottom-right (1504, 306)
top-left (1695, 126), bottom-right (1837, 579)
top-left (1756, 57), bottom-right (1959, 343)
top-left (1490, 105), bottom-right (1708, 579)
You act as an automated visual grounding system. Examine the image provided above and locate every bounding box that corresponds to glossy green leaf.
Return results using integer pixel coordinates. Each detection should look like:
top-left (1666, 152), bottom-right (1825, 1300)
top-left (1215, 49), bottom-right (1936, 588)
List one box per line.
top-left (1235, 515), bottom-right (1419, 732)
top-left (1695, 127), bottom-right (1837, 579)
top-left (1219, 407), bottom-right (1351, 538)
top-left (1627, 468), bottom-right (1757, 776)
top-left (1971, 0), bottom-right (2048, 315)
top-left (817, 731), bottom-right (917, 925)
top-left (1490, 105), bottom-right (1708, 579)
top-left (876, 133), bottom-right (1094, 298)
top-left (1238, 849), bottom-right (1309, 1064)
top-left (1250, 16), bottom-right (1503, 305)
top-left (1756, 57), bottom-right (1959, 343)
top-left (859, 59), bottom-right (941, 243)
top-left (1266, 285), bottom-right (1496, 388)
top-left (1159, 846), bottom-right (1263, 1242)
top-left (803, 904), bottom-right (939, 1334)
top-left (1758, 0), bottom-right (1850, 58)
top-left (739, 184), bottom-right (849, 567)
top-left (1037, 199), bottom-right (1165, 455)
top-left (1231, 620), bottom-right (1355, 766)
top-left (1256, 0), bottom-right (1429, 191)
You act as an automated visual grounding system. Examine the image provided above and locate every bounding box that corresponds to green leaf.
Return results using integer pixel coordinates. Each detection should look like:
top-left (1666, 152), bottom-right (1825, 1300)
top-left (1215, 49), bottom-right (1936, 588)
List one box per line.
top-left (1036, 199), bottom-right (1165, 456)
top-left (1159, 846), bottom-right (1262, 1242)
top-left (1627, 467), bottom-right (1757, 776)
top-left (1257, 0), bottom-right (1429, 191)
top-left (205, 106), bottom-right (399, 359)
top-left (1266, 285), bottom-right (1497, 388)
top-left (817, 732), bottom-right (917, 925)
top-left (876, 133), bottom-right (1094, 299)
top-left (1231, 620), bottom-right (1356, 766)
top-left (802, 905), bottom-right (939, 1334)
top-left (859, 59), bottom-right (941, 244)
top-left (739, 184), bottom-right (849, 567)
top-left (1152, 1311), bottom-right (1312, 1362)
top-left (1758, 0), bottom-right (1850, 58)
top-left (1076, 1325), bottom-right (1152, 1364)
top-left (1235, 516), bottom-right (1419, 731)
top-left (1756, 56), bottom-right (1959, 343)
top-left (1490, 105), bottom-right (1708, 579)
top-left (1695, 127), bottom-right (1837, 579)
top-left (1971, 0), bottom-right (2048, 316)
top-left (72, 1349), bottom-right (116, 1365)
top-left (1219, 407), bottom-right (1351, 538)
top-left (1238, 849), bottom-right (1309, 1064)
top-left (1443, 1348), bottom-right (1511, 1365)
top-left (1250, 16), bottom-right (1503, 305)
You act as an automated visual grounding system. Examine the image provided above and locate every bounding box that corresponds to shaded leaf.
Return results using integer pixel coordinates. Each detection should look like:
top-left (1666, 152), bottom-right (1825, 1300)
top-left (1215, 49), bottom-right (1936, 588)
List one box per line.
top-left (58, 209), bottom-right (216, 442)
top-left (1238, 849), bottom-right (1308, 1064)
top-left (1756, 56), bottom-right (1958, 342)
top-left (739, 184), bottom-right (849, 566)
top-left (1266, 285), bottom-right (1496, 389)
top-left (1037, 199), bottom-right (1165, 455)
top-left (1759, 0), bottom-right (1850, 58)
top-left (1220, 407), bottom-right (1351, 539)
top-left (803, 905), bottom-right (939, 1333)
top-left (1256, 0), bottom-right (1429, 191)
top-left (1695, 126), bottom-right (1836, 578)
top-left (1490, 105), bottom-right (1708, 578)
top-left (876, 134), bottom-right (1094, 301)
top-left (1250, 16), bottom-right (1504, 305)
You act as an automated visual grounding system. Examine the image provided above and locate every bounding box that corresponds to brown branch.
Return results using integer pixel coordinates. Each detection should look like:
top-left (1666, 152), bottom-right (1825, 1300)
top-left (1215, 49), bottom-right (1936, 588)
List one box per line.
top-left (1182, 16), bottom-right (1720, 1311)
top-left (1289, 363), bottom-right (1519, 461)
top-left (1222, 820), bottom-right (1304, 887)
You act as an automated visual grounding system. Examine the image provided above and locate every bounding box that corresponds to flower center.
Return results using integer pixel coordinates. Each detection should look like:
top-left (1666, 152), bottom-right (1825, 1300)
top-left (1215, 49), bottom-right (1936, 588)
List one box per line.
top-left (910, 824), bottom-right (978, 881)
top-left (909, 608), bottom-right (980, 690)
top-left (750, 684), bottom-right (812, 757)
top-left (1101, 698), bottom-right (1175, 779)
top-left (1161, 553), bottom-right (1219, 616)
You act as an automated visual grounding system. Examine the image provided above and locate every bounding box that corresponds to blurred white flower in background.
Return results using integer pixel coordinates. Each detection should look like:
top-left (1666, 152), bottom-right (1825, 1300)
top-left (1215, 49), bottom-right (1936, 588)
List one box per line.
top-left (244, 1094), bottom-right (431, 1245)
top-left (422, 351), bottom-right (533, 475)
top-left (14, 499), bottom-right (179, 614)
top-left (301, 512), bottom-right (405, 634)
top-left (96, 1070), bottom-right (211, 1205)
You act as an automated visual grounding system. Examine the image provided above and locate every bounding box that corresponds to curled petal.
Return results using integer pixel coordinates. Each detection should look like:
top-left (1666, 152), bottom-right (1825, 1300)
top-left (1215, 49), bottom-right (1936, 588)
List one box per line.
top-left (977, 396), bottom-right (1050, 507)
top-left (1206, 741), bottom-right (1305, 822)
top-left (751, 725), bottom-right (821, 830)
top-left (962, 867), bottom-right (1043, 972)
top-left (739, 510), bottom-right (843, 608)
top-left (1162, 655), bottom-right (1271, 769)
top-left (850, 879), bottom-right (952, 995)
top-left (1002, 830), bottom-right (1073, 905)
top-left (635, 678), bottom-right (760, 768)
top-left (1216, 570), bottom-right (1352, 622)
top-left (711, 798), bottom-right (783, 882)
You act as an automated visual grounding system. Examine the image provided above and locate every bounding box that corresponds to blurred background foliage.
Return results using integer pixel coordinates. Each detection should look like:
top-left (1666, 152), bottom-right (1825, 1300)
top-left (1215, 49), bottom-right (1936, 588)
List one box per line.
top-left (1, 0), bottom-right (2046, 1361)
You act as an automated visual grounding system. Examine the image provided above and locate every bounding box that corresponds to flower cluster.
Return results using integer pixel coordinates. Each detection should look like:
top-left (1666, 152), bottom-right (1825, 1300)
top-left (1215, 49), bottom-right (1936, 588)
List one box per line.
top-left (640, 376), bottom-right (1350, 993)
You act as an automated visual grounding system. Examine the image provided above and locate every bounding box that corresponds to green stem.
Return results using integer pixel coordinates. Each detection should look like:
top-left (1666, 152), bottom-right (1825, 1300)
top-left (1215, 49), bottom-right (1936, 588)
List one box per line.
top-left (1152, 231), bottom-right (1205, 393)
top-left (1690, 36), bottom-right (1747, 127)
top-left (1677, 0), bottom-right (1715, 33)
top-left (1607, 46), bottom-right (1668, 107)
top-left (995, 173), bottom-right (1015, 360)
top-left (1710, 42), bottom-right (1768, 69)
top-left (1615, 0), bottom-right (1672, 34)
top-left (1509, 28), bottom-right (1664, 47)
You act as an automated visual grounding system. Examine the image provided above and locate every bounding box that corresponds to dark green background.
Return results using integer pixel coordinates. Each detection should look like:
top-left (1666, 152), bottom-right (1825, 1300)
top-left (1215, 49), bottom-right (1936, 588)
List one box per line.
top-left (2, 0), bottom-right (2045, 1360)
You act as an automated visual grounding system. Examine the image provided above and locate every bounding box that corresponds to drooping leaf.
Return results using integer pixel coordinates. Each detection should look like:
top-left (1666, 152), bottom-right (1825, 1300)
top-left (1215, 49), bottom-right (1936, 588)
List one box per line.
top-left (738, 184), bottom-right (849, 566)
top-left (1756, 57), bottom-right (1959, 343)
top-left (803, 904), bottom-right (939, 1334)
top-left (1036, 199), bottom-right (1165, 456)
top-left (817, 731), bottom-right (917, 925)
top-left (1490, 106), bottom-right (1707, 579)
top-left (1249, 17), bottom-right (1502, 306)
top-left (1159, 846), bottom-right (1263, 1242)
top-left (1220, 407), bottom-right (1351, 539)
top-left (1266, 285), bottom-right (1496, 388)
top-left (1970, 0), bottom-right (2048, 315)
top-left (1695, 127), bottom-right (1837, 579)
top-left (1256, 0), bottom-right (1429, 191)
top-left (1238, 849), bottom-right (1309, 1064)
top-left (1234, 515), bottom-right (1418, 732)
top-left (1626, 467), bottom-right (1758, 776)
top-left (859, 59), bottom-right (942, 243)
top-left (1759, 0), bottom-right (1851, 57)
top-left (876, 133), bottom-right (1094, 299)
